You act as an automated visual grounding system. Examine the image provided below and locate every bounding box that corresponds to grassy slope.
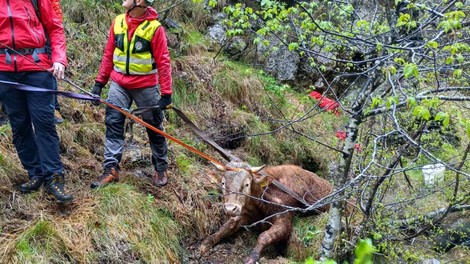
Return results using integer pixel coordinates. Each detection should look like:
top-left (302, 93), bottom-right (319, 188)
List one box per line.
top-left (0, 1), bottom-right (344, 263)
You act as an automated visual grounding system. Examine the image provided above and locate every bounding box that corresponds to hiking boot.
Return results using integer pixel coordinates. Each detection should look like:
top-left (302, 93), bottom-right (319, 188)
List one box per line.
top-left (19, 176), bottom-right (44, 193)
top-left (91, 167), bottom-right (119, 189)
top-left (45, 173), bottom-right (74, 203)
top-left (154, 171), bottom-right (168, 187)
top-left (54, 110), bottom-right (64, 124)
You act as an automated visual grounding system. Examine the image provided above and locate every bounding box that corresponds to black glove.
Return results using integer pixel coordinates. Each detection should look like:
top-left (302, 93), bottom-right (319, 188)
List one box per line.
top-left (91, 81), bottom-right (104, 106)
top-left (158, 95), bottom-right (172, 110)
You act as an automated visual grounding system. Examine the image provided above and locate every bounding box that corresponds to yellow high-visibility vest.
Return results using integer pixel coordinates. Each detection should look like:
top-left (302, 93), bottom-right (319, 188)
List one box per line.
top-left (113, 14), bottom-right (161, 75)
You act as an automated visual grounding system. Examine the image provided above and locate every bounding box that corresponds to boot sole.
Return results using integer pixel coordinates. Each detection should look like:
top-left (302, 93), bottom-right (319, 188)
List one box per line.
top-left (47, 193), bottom-right (74, 204)
top-left (19, 188), bottom-right (40, 194)
top-left (90, 179), bottom-right (119, 189)
top-left (56, 198), bottom-right (74, 204)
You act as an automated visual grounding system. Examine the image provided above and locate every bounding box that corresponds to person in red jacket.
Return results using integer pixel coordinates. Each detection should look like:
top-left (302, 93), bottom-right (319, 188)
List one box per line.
top-left (90, 0), bottom-right (173, 188)
top-left (0, 0), bottom-right (73, 203)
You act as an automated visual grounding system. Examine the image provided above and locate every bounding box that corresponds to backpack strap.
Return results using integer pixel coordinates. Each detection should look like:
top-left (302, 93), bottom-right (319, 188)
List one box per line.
top-left (30, 0), bottom-right (53, 57)
top-left (31, 0), bottom-right (40, 18)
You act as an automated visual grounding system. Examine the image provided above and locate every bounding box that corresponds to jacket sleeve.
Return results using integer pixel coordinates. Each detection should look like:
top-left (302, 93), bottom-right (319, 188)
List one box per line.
top-left (96, 21), bottom-right (117, 85)
top-left (38, 0), bottom-right (67, 67)
top-left (152, 26), bottom-right (172, 96)
top-left (51, 0), bottom-right (64, 21)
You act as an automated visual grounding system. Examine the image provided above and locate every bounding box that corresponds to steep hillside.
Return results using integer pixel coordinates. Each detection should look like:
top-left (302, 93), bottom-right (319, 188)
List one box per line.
top-left (2, 1), bottom-right (468, 264)
top-left (0, 1), bottom-right (341, 263)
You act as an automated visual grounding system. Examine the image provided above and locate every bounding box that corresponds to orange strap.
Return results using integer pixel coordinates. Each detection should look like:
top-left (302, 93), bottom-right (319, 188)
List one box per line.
top-left (101, 99), bottom-right (228, 168)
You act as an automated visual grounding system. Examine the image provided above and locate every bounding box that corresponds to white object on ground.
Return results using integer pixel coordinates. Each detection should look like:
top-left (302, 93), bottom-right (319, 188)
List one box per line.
top-left (422, 164), bottom-right (445, 186)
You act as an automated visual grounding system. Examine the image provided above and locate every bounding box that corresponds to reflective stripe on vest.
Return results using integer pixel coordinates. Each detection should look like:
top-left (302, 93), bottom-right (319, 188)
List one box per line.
top-left (113, 14), bottom-right (161, 75)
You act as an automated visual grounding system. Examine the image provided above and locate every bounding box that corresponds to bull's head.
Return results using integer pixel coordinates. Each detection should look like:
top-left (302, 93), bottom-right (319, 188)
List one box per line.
top-left (213, 161), bottom-right (267, 217)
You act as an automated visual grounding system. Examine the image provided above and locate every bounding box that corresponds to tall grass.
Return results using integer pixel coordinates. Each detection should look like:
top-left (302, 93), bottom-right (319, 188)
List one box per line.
top-left (92, 184), bottom-right (182, 263)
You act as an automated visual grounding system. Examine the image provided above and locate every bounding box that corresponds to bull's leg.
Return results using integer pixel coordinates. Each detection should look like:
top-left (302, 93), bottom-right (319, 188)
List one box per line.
top-left (245, 214), bottom-right (293, 264)
top-left (199, 215), bottom-right (244, 254)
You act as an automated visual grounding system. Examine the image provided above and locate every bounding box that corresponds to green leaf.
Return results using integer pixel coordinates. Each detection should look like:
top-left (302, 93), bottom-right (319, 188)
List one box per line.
top-left (371, 97), bottom-right (383, 108)
top-left (354, 239), bottom-right (377, 264)
top-left (445, 56), bottom-right (454, 64)
top-left (426, 41), bottom-right (439, 49)
top-left (396, 13), bottom-right (411, 27)
top-left (373, 232), bottom-right (383, 240)
top-left (423, 97), bottom-right (441, 108)
top-left (435, 112), bottom-right (450, 127)
top-left (407, 97), bottom-right (416, 108)
top-left (386, 96), bottom-right (399, 108)
top-left (208, 0), bottom-right (217, 7)
top-left (453, 69), bottom-right (463, 77)
top-left (413, 106), bottom-right (431, 120)
top-left (305, 257), bottom-right (315, 264)
top-left (394, 58), bottom-right (405, 65)
top-left (438, 21), bottom-right (452, 33)
top-left (288, 42), bottom-right (299, 51)
top-left (403, 63), bottom-right (418, 79)
top-left (383, 65), bottom-right (397, 76)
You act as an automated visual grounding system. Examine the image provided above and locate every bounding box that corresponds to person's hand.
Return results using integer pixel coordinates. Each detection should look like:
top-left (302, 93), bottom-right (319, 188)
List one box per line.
top-left (50, 62), bottom-right (66, 79)
top-left (158, 95), bottom-right (172, 110)
top-left (91, 82), bottom-right (105, 106)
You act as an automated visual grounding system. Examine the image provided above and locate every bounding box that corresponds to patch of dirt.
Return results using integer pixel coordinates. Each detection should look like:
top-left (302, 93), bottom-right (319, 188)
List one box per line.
top-left (182, 232), bottom-right (291, 264)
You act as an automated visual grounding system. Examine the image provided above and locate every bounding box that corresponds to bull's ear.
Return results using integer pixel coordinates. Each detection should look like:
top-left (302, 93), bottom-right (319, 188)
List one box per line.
top-left (249, 164), bottom-right (266, 173)
top-left (211, 161), bottom-right (226, 171)
top-left (252, 170), bottom-right (269, 185)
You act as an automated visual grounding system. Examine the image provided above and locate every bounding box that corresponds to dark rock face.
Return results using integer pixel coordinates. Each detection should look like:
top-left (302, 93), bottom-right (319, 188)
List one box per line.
top-left (433, 218), bottom-right (470, 252)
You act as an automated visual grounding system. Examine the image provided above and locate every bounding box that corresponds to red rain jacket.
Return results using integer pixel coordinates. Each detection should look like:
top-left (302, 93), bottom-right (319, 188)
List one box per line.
top-left (96, 8), bottom-right (172, 95)
top-left (0, 0), bottom-right (67, 72)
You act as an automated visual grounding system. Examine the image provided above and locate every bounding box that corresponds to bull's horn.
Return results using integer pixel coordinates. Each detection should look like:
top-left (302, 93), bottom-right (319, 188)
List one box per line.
top-left (211, 161), bottom-right (226, 171)
top-left (250, 165), bottom-right (266, 173)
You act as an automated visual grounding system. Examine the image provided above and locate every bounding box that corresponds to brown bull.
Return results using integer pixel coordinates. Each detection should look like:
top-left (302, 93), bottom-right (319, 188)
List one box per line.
top-left (199, 161), bottom-right (333, 264)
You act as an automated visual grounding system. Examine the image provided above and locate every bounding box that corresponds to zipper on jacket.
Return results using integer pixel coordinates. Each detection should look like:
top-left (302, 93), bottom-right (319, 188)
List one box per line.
top-left (6, 0), bottom-right (17, 71)
top-left (125, 32), bottom-right (131, 75)
top-left (25, 7), bottom-right (40, 44)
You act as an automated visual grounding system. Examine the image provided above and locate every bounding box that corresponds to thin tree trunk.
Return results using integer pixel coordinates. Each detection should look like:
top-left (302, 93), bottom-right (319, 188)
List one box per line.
top-left (320, 73), bottom-right (382, 258)
top-left (320, 115), bottom-right (359, 259)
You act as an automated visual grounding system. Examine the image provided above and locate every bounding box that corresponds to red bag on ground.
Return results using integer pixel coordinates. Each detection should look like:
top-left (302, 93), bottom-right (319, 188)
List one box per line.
top-left (309, 91), bottom-right (340, 116)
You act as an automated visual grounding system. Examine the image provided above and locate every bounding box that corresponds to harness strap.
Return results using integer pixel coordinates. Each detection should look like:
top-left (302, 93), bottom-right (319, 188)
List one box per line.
top-left (0, 80), bottom-right (98, 101)
top-left (3, 49), bottom-right (11, 64)
top-left (0, 47), bottom-right (47, 63)
top-left (0, 47), bottom-right (47, 55)
top-left (271, 179), bottom-right (310, 207)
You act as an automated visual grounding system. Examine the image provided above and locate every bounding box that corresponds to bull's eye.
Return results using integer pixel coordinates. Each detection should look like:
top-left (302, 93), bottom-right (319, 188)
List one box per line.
top-left (245, 183), bottom-right (250, 188)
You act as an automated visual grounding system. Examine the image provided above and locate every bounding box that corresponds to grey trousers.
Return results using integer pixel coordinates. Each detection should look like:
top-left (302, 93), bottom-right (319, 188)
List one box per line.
top-left (103, 81), bottom-right (168, 172)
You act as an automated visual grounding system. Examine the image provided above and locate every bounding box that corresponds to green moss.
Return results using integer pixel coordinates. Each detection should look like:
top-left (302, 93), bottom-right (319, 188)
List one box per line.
top-left (176, 154), bottom-right (193, 176)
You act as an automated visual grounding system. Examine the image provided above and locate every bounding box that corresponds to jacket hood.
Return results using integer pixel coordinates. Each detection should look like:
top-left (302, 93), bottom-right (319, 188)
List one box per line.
top-left (127, 7), bottom-right (158, 24)
top-left (146, 7), bottom-right (158, 20)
